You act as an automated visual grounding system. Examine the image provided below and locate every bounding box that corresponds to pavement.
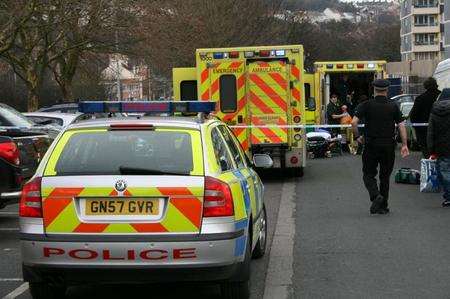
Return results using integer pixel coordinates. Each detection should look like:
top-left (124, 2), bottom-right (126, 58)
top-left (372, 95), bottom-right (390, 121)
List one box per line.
top-left (1, 151), bottom-right (448, 298)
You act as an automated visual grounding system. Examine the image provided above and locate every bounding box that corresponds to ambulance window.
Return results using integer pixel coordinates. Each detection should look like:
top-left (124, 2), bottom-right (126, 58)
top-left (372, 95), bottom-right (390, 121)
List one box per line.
top-left (211, 127), bottom-right (234, 172)
top-left (219, 75), bottom-right (237, 113)
top-left (305, 83), bottom-right (311, 100)
top-left (180, 80), bottom-right (198, 101)
top-left (218, 125), bottom-right (245, 169)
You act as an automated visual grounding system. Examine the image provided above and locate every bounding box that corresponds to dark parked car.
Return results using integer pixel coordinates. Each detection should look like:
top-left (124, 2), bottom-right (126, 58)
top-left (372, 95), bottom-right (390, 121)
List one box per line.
top-left (0, 103), bottom-right (53, 208)
top-left (390, 94), bottom-right (418, 106)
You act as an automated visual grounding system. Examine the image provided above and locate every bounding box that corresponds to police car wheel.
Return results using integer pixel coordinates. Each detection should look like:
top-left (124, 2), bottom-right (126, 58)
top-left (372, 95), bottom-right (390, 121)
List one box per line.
top-left (29, 282), bottom-right (66, 299)
top-left (252, 206), bottom-right (267, 259)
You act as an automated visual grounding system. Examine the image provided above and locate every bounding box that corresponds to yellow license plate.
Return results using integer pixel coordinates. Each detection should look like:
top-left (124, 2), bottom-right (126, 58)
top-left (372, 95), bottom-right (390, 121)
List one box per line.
top-left (85, 198), bottom-right (159, 216)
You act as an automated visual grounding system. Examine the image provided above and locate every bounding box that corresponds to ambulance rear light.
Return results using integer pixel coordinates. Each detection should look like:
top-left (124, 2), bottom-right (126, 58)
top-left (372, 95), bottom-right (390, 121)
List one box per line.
top-left (294, 134), bottom-right (302, 141)
top-left (229, 51), bottom-right (239, 59)
top-left (357, 64), bottom-right (365, 69)
top-left (290, 156), bottom-right (299, 165)
top-left (19, 177), bottom-right (42, 218)
top-left (326, 64), bottom-right (334, 69)
top-left (367, 63), bottom-right (376, 69)
top-left (203, 177), bottom-right (234, 217)
top-left (78, 101), bottom-right (216, 114)
top-left (213, 53), bottom-right (224, 59)
top-left (244, 51), bottom-right (254, 58)
top-left (347, 64), bottom-right (354, 69)
top-left (293, 116), bottom-right (301, 123)
top-left (275, 50), bottom-right (286, 56)
top-left (337, 64), bottom-right (344, 69)
top-left (259, 50), bottom-right (271, 57)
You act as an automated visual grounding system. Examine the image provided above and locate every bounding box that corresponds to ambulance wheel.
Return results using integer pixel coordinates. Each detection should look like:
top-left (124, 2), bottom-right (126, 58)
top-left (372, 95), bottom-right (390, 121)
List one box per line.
top-left (29, 282), bottom-right (66, 299)
top-left (289, 167), bottom-right (304, 177)
top-left (252, 206), bottom-right (267, 259)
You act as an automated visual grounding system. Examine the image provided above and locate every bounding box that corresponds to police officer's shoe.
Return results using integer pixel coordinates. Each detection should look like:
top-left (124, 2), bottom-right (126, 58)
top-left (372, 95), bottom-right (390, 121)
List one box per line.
top-left (370, 195), bottom-right (384, 214)
top-left (442, 200), bottom-right (450, 207)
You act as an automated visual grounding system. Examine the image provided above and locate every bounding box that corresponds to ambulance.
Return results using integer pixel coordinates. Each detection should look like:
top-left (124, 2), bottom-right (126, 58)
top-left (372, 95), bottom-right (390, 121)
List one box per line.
top-left (193, 45), bottom-right (306, 175)
top-left (312, 60), bottom-right (387, 124)
top-left (172, 67), bottom-right (197, 101)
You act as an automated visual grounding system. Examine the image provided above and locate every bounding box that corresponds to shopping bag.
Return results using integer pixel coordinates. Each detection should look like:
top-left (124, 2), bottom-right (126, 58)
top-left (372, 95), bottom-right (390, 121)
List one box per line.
top-left (395, 168), bottom-right (420, 185)
top-left (420, 159), bottom-right (441, 193)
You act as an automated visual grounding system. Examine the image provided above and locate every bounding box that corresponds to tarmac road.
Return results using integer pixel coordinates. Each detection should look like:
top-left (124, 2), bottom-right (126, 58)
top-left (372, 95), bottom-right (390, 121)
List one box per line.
top-left (293, 151), bottom-right (450, 298)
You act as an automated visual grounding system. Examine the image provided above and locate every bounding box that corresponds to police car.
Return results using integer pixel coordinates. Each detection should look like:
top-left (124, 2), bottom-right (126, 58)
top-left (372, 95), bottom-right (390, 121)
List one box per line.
top-left (19, 101), bottom-right (272, 299)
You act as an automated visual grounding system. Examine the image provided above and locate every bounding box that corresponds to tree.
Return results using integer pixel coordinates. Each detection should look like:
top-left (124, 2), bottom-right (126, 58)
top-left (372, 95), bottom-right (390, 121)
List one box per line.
top-left (0, 0), bottom-right (133, 110)
top-left (134, 0), bottom-right (284, 77)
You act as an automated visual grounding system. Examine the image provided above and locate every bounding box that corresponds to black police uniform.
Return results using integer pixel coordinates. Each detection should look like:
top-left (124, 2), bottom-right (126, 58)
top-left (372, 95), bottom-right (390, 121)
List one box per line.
top-left (354, 80), bottom-right (403, 212)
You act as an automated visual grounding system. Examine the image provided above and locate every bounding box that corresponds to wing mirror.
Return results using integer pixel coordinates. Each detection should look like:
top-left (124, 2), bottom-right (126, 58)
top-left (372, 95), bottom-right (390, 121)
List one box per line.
top-left (252, 154), bottom-right (273, 169)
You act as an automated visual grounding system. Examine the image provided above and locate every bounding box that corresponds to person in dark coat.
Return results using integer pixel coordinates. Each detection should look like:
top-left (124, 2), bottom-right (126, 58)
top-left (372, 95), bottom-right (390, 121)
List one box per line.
top-left (427, 90), bottom-right (450, 207)
top-left (410, 77), bottom-right (441, 157)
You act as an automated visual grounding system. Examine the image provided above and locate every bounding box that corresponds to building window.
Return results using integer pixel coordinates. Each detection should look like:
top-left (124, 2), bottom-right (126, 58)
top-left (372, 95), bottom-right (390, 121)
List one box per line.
top-left (414, 14), bottom-right (437, 26)
top-left (414, 0), bottom-right (437, 7)
top-left (415, 33), bottom-right (437, 45)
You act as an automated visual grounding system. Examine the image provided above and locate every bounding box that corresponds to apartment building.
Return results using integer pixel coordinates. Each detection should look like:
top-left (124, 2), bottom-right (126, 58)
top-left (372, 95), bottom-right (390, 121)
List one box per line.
top-left (444, 0), bottom-right (450, 58)
top-left (400, 0), bottom-right (445, 61)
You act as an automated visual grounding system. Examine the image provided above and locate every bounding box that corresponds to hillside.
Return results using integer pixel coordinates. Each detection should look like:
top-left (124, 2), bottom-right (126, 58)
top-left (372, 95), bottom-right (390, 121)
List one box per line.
top-left (283, 0), bottom-right (356, 12)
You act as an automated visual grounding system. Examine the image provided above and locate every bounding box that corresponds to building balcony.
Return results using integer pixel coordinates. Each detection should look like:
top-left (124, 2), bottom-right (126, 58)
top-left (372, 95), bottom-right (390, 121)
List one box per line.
top-left (412, 6), bottom-right (439, 14)
top-left (413, 43), bottom-right (440, 52)
top-left (412, 24), bottom-right (440, 33)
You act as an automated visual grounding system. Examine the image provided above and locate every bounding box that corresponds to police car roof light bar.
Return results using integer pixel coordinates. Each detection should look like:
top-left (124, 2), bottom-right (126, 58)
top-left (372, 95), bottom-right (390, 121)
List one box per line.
top-left (78, 101), bottom-right (216, 114)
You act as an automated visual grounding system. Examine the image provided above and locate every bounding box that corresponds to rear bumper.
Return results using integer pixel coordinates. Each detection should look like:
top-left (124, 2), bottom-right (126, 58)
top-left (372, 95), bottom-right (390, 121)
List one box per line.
top-left (23, 262), bottom-right (243, 284)
top-left (21, 230), bottom-right (247, 284)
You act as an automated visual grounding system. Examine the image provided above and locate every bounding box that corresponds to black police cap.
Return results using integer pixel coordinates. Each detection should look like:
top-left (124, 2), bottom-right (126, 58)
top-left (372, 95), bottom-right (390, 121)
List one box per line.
top-left (373, 79), bottom-right (390, 91)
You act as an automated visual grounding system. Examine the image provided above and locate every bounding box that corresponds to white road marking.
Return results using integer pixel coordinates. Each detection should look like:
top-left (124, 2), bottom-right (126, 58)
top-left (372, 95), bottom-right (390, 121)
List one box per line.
top-left (263, 181), bottom-right (296, 299)
top-left (0, 228), bottom-right (19, 232)
top-left (2, 282), bottom-right (29, 299)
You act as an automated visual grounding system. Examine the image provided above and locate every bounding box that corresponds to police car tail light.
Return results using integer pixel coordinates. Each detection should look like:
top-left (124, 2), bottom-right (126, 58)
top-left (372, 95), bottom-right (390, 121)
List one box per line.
top-left (0, 140), bottom-right (20, 165)
top-left (203, 177), bottom-right (234, 217)
top-left (19, 177), bottom-right (42, 218)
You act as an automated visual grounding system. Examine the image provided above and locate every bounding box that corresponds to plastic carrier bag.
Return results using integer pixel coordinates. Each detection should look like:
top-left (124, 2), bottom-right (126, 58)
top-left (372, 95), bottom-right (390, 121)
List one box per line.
top-left (395, 168), bottom-right (420, 185)
top-left (420, 159), bottom-right (441, 193)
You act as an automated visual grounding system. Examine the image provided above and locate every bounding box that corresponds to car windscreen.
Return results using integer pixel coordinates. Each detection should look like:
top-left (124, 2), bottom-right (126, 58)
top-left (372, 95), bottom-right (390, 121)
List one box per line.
top-left (51, 129), bottom-right (201, 176)
top-left (0, 104), bottom-right (34, 127)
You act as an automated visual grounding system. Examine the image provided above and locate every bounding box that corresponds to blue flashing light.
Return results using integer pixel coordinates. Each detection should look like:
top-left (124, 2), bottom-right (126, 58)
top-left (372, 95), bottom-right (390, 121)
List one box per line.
top-left (78, 101), bottom-right (216, 114)
top-left (213, 52), bottom-right (224, 59)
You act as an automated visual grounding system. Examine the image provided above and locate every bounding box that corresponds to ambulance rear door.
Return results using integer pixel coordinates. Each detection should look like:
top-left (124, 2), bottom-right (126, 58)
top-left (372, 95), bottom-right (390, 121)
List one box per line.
top-left (247, 60), bottom-right (290, 146)
top-left (207, 60), bottom-right (250, 152)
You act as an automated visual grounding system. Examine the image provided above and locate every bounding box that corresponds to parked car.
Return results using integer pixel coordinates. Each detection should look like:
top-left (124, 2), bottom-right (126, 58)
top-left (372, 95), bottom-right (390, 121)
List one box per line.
top-left (23, 112), bottom-right (88, 129)
top-left (390, 94), bottom-right (418, 106)
top-left (37, 103), bottom-right (79, 113)
top-left (0, 103), bottom-right (53, 209)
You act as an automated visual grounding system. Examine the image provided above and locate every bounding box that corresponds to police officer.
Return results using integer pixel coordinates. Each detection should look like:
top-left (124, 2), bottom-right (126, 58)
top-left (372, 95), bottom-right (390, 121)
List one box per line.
top-left (351, 79), bottom-right (410, 214)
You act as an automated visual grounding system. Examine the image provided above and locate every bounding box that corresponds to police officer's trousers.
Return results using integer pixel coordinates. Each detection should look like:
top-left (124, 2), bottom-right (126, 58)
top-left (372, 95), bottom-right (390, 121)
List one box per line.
top-left (362, 143), bottom-right (396, 202)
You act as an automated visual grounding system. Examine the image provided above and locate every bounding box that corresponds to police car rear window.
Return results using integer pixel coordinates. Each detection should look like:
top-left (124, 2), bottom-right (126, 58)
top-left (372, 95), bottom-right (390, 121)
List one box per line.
top-left (52, 130), bottom-right (196, 176)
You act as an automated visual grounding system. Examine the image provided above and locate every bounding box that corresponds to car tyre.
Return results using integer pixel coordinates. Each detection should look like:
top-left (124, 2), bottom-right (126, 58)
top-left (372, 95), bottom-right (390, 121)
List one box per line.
top-left (252, 206), bottom-right (267, 259)
top-left (29, 282), bottom-right (66, 299)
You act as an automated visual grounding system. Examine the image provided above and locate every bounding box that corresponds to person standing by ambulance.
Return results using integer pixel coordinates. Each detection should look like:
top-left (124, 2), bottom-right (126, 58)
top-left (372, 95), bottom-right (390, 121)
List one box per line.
top-left (410, 77), bottom-right (440, 157)
top-left (351, 79), bottom-right (410, 214)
